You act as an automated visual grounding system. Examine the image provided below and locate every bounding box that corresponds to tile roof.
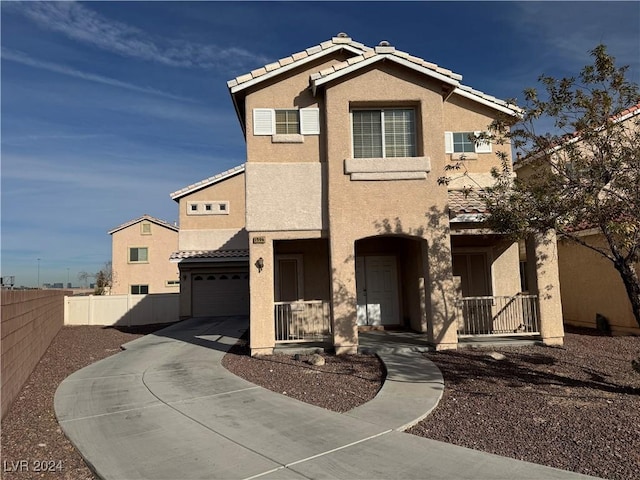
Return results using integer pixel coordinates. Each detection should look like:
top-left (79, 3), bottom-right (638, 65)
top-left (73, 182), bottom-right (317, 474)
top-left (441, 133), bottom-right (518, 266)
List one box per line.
top-left (448, 190), bottom-right (490, 215)
top-left (108, 214), bottom-right (178, 235)
top-left (228, 33), bottom-right (520, 116)
top-left (309, 41), bottom-right (463, 85)
top-left (227, 33), bottom-right (371, 93)
top-left (170, 164), bottom-right (245, 201)
top-left (169, 249), bottom-right (249, 261)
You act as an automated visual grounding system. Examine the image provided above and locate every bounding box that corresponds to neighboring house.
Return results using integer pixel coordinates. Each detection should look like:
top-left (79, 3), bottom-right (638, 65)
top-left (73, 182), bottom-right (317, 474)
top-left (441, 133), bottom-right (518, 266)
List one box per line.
top-left (516, 102), bottom-right (640, 335)
top-left (109, 215), bottom-right (180, 295)
top-left (170, 33), bottom-right (565, 355)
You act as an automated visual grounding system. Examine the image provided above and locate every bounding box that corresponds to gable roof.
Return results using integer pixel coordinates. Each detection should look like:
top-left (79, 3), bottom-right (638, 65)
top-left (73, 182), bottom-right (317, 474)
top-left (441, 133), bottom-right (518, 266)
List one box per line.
top-left (228, 33), bottom-right (520, 121)
top-left (170, 164), bottom-right (245, 201)
top-left (227, 33), bottom-right (370, 94)
top-left (108, 214), bottom-right (178, 235)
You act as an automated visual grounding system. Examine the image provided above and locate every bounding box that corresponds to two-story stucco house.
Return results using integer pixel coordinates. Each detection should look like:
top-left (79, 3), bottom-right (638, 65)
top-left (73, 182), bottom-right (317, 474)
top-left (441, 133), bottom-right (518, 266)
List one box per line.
top-left (109, 214), bottom-right (180, 295)
top-left (170, 34), bottom-right (565, 356)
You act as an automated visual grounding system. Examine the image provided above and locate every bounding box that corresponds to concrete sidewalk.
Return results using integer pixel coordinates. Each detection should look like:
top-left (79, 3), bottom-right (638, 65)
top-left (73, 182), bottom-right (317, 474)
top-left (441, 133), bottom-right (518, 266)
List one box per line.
top-left (55, 317), bottom-right (597, 480)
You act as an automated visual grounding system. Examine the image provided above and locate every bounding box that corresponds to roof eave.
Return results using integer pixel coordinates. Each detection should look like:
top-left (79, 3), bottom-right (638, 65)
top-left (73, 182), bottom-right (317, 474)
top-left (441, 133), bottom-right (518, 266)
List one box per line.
top-left (229, 44), bottom-right (367, 95)
top-left (170, 165), bottom-right (245, 201)
top-left (452, 88), bottom-right (521, 117)
top-left (311, 54), bottom-right (461, 96)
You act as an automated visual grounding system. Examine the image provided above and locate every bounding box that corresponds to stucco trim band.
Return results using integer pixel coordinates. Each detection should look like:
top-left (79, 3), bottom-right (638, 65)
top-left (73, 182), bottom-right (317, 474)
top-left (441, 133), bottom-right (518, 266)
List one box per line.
top-left (344, 156), bottom-right (430, 181)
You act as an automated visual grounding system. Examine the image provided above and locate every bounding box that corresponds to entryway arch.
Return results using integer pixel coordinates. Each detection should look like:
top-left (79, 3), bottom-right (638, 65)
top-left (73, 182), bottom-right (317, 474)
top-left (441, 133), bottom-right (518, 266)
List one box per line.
top-left (354, 235), bottom-right (428, 330)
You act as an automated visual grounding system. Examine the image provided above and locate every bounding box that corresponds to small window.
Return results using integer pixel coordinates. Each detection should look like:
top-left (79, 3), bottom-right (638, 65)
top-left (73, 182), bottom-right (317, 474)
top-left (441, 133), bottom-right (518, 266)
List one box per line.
top-left (141, 222), bottom-right (151, 235)
top-left (275, 110), bottom-right (299, 134)
top-left (445, 131), bottom-right (492, 154)
top-left (207, 275), bottom-right (216, 280)
top-left (129, 247), bottom-right (148, 263)
top-left (205, 204), bottom-right (213, 211)
top-left (453, 132), bottom-right (476, 153)
top-left (352, 109), bottom-right (416, 158)
top-left (190, 204), bottom-right (198, 212)
top-left (253, 108), bottom-right (320, 136)
top-left (194, 276), bottom-right (203, 281)
top-left (131, 285), bottom-right (149, 294)
top-left (219, 204), bottom-right (226, 212)
top-left (166, 280), bottom-right (180, 287)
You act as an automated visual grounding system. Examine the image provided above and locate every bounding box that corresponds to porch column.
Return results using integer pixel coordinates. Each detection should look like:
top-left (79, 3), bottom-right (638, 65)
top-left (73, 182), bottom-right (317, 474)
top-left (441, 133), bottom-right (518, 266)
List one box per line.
top-left (527, 230), bottom-right (564, 346)
top-left (330, 239), bottom-right (358, 355)
top-left (425, 236), bottom-right (459, 350)
top-left (249, 233), bottom-right (276, 355)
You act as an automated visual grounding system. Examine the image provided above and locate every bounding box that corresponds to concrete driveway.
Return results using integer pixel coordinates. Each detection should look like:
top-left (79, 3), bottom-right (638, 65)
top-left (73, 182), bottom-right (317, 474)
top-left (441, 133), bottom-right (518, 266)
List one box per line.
top-left (55, 316), bottom-right (597, 479)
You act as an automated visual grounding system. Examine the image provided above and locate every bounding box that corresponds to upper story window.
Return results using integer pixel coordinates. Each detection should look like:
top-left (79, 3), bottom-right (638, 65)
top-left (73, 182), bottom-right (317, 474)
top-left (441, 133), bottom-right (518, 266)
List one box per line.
top-left (253, 108), bottom-right (320, 138)
top-left (129, 247), bottom-right (148, 263)
top-left (141, 222), bottom-right (151, 235)
top-left (352, 109), bottom-right (416, 158)
top-left (275, 110), bottom-right (299, 134)
top-left (187, 201), bottom-right (229, 215)
top-left (445, 131), bottom-right (492, 155)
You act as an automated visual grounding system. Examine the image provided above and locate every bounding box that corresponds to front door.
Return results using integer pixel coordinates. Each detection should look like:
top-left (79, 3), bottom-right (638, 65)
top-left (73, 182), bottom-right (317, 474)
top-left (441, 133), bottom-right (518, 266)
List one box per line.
top-left (356, 256), bottom-right (400, 326)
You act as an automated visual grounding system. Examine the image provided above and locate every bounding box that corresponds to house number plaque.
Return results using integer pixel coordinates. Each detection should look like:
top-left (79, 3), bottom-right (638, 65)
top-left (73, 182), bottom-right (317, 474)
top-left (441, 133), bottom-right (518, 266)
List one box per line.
top-left (253, 236), bottom-right (266, 244)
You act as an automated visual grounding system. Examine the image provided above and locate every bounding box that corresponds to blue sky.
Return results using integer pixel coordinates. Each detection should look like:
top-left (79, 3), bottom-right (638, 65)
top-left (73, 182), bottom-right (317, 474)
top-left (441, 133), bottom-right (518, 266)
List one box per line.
top-left (2, 1), bottom-right (639, 287)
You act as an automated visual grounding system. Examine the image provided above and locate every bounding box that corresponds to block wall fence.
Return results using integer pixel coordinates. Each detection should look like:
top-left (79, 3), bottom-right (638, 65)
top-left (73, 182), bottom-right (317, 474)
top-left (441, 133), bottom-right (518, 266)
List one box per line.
top-left (1, 290), bottom-right (70, 419)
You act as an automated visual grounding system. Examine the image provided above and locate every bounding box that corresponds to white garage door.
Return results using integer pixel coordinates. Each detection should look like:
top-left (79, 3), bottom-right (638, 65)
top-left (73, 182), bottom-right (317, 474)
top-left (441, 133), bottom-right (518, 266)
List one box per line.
top-left (192, 270), bottom-right (249, 317)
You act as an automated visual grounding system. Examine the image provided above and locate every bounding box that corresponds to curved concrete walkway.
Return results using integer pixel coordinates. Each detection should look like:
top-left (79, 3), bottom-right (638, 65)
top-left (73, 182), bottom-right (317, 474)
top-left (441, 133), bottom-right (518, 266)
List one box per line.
top-left (55, 317), bottom-right (597, 480)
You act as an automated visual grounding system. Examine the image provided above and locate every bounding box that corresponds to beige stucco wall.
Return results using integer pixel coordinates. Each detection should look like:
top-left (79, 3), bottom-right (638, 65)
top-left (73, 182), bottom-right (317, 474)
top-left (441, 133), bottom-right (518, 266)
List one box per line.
top-left (1, 290), bottom-right (68, 419)
top-left (178, 172), bottom-right (246, 231)
top-left (491, 241), bottom-right (521, 296)
top-left (244, 53), bottom-right (353, 164)
top-left (323, 64), bottom-right (462, 352)
top-left (111, 222), bottom-right (179, 294)
top-left (248, 230), bottom-right (325, 355)
top-left (245, 163), bottom-right (325, 231)
top-left (526, 231), bottom-right (565, 345)
top-left (558, 234), bottom-right (639, 334)
top-left (179, 229), bottom-right (248, 251)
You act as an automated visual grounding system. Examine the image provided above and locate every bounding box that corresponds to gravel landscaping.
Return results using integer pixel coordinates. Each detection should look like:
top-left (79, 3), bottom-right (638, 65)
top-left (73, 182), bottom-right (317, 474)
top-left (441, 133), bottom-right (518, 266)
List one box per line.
top-left (0, 324), bottom-right (167, 480)
top-left (409, 327), bottom-right (640, 480)
top-left (3, 322), bottom-right (638, 480)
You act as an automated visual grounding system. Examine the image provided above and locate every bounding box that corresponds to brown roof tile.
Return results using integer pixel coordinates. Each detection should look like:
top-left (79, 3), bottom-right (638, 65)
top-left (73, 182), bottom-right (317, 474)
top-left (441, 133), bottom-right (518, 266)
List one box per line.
top-left (448, 190), bottom-right (489, 215)
top-left (170, 249), bottom-right (249, 261)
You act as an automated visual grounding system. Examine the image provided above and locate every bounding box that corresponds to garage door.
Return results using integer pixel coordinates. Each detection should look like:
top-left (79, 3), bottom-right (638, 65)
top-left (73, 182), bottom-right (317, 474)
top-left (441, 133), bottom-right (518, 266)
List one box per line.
top-left (192, 270), bottom-right (249, 317)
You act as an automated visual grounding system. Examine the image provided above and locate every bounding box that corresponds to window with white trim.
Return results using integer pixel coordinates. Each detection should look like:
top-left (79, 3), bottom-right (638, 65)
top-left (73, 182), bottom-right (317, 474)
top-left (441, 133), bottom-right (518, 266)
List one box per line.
top-left (129, 247), bottom-right (148, 263)
top-left (252, 108), bottom-right (320, 136)
top-left (352, 109), bottom-right (416, 158)
top-left (445, 131), bottom-right (492, 154)
top-left (141, 222), bottom-right (151, 235)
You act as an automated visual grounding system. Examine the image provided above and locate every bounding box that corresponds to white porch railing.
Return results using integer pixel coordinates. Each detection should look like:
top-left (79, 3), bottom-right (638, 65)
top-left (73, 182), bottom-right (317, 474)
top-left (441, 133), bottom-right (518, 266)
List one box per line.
top-left (274, 300), bottom-right (331, 343)
top-left (457, 295), bottom-right (540, 337)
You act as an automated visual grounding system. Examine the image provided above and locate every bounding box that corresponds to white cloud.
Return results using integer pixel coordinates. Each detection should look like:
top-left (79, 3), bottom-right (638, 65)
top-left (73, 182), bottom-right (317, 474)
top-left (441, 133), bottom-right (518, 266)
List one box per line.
top-left (5, 1), bottom-right (268, 70)
top-left (513, 3), bottom-right (639, 74)
top-left (1, 48), bottom-right (195, 102)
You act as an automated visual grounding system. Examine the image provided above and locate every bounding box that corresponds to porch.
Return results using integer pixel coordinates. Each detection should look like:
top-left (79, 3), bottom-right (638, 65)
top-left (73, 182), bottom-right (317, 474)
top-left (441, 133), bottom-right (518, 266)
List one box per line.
top-left (273, 294), bottom-right (541, 347)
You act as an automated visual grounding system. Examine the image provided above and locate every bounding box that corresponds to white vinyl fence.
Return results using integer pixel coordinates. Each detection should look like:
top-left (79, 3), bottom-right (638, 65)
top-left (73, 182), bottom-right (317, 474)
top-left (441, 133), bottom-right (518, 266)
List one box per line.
top-left (65, 293), bottom-right (179, 326)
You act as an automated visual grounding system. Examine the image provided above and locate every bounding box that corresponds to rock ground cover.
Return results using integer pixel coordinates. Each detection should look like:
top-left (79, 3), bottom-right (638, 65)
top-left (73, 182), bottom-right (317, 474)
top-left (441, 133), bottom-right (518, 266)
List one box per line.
top-left (2, 323), bottom-right (638, 480)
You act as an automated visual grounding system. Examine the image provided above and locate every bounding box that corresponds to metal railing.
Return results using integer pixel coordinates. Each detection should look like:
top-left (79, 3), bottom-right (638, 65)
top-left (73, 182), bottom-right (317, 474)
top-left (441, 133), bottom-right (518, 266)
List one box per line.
top-left (457, 295), bottom-right (540, 337)
top-left (274, 300), bottom-right (331, 343)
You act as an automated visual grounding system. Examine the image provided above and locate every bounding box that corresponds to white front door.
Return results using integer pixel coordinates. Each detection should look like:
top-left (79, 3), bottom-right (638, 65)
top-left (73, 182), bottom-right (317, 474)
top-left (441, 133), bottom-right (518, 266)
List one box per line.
top-left (356, 256), bottom-right (400, 326)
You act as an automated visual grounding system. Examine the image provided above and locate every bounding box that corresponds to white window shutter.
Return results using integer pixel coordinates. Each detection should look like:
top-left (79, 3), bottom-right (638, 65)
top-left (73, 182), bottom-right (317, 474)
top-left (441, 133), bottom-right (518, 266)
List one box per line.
top-left (253, 109), bottom-right (274, 135)
top-left (475, 131), bottom-right (492, 153)
top-left (300, 108), bottom-right (320, 135)
top-left (444, 132), bottom-right (453, 154)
